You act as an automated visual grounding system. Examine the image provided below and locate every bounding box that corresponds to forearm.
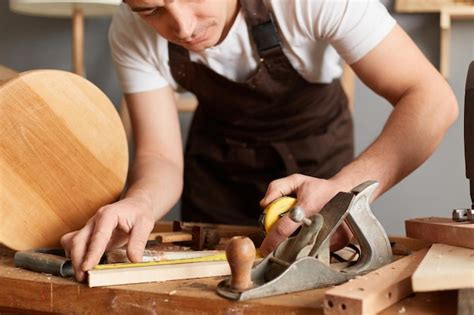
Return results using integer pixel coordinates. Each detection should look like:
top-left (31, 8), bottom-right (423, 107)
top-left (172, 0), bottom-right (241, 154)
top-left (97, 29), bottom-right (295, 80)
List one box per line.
top-left (333, 80), bottom-right (458, 199)
top-left (124, 153), bottom-right (183, 221)
top-left (121, 86), bottom-right (184, 222)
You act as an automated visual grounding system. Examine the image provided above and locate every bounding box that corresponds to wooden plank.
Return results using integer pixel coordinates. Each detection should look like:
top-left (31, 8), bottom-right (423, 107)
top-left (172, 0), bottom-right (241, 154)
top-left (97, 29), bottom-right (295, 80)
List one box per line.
top-left (88, 260), bottom-right (231, 287)
top-left (405, 217), bottom-right (474, 249)
top-left (412, 243), bottom-right (474, 292)
top-left (324, 248), bottom-right (429, 315)
top-left (379, 290), bottom-right (458, 315)
top-left (389, 235), bottom-right (433, 252)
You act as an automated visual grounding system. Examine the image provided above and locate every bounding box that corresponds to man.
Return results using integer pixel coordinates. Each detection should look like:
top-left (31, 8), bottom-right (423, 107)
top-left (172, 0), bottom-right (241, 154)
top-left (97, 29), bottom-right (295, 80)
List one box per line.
top-left (61, 0), bottom-right (458, 282)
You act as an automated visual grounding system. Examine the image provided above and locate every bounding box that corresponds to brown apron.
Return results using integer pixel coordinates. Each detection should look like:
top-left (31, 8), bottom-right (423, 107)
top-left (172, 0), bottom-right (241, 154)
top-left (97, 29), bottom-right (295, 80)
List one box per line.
top-left (168, 0), bottom-right (354, 226)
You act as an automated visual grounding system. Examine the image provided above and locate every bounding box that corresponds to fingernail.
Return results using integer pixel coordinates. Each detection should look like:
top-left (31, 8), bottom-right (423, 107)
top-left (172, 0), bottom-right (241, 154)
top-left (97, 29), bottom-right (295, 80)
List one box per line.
top-left (76, 271), bottom-right (84, 283)
top-left (81, 261), bottom-right (91, 272)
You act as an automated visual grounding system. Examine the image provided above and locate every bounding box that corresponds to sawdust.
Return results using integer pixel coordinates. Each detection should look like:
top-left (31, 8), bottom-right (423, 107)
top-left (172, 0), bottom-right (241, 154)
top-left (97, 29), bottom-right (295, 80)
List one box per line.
top-left (179, 282), bottom-right (212, 290)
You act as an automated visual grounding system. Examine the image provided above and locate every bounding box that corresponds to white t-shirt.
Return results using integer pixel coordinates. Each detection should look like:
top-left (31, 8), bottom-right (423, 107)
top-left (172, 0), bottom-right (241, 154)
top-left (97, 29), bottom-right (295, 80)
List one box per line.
top-left (109, 0), bottom-right (396, 94)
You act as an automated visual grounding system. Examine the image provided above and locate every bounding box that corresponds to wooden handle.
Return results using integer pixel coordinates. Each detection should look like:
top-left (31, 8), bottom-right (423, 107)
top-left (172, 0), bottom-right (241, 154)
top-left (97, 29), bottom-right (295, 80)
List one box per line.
top-left (226, 236), bottom-right (255, 292)
top-left (153, 231), bottom-right (193, 243)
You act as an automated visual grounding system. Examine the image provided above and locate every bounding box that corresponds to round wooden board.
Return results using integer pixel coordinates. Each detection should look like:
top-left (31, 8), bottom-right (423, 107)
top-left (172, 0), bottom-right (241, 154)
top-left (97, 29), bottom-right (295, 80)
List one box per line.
top-left (0, 70), bottom-right (128, 250)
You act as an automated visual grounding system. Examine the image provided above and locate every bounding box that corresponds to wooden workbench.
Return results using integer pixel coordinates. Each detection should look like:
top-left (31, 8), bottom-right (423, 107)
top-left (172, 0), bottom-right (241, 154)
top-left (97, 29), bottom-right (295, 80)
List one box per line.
top-left (0, 243), bottom-right (457, 314)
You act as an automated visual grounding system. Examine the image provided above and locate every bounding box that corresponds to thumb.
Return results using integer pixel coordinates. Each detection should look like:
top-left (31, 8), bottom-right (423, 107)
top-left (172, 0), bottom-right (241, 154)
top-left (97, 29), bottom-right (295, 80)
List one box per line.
top-left (259, 215), bottom-right (299, 256)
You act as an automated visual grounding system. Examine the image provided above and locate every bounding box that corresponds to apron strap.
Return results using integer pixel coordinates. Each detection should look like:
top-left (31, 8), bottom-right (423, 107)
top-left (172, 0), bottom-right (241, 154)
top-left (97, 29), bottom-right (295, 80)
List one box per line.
top-left (239, 0), bottom-right (281, 58)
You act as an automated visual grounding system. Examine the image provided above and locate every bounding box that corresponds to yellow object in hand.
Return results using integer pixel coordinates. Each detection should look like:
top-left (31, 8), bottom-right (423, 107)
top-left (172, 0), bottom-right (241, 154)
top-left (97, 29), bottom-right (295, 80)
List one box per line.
top-left (260, 196), bottom-right (297, 234)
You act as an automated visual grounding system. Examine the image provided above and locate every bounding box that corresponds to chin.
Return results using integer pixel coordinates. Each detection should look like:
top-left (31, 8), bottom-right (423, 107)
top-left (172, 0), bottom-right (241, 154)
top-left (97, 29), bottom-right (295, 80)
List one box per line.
top-left (185, 40), bottom-right (215, 52)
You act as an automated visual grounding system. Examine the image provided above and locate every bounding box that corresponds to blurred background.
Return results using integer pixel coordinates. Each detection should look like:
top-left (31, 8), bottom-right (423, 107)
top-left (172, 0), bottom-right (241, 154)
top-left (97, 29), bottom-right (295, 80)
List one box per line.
top-left (1, 0), bottom-right (473, 235)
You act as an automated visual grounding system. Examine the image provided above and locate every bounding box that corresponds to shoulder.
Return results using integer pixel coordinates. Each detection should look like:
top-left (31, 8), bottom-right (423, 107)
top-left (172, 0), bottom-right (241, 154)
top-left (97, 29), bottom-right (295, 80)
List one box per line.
top-left (109, 4), bottom-right (160, 50)
top-left (265, 0), bottom-right (393, 40)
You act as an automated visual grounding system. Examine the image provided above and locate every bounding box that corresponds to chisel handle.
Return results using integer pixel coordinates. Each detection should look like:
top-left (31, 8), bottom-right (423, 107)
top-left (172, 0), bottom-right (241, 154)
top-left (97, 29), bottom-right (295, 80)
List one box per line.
top-left (14, 249), bottom-right (74, 277)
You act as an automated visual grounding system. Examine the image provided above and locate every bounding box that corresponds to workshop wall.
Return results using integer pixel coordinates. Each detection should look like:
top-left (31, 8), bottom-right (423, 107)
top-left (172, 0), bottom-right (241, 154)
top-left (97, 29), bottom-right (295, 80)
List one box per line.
top-left (0, 1), bottom-right (472, 234)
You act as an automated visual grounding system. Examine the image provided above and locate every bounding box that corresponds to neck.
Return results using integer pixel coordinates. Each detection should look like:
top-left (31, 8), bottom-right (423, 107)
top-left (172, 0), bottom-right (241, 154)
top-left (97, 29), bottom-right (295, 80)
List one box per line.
top-left (218, 0), bottom-right (240, 45)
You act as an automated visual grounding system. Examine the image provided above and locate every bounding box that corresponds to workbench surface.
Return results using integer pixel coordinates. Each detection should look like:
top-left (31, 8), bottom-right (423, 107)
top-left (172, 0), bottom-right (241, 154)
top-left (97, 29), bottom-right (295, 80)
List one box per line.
top-left (0, 245), bottom-right (457, 315)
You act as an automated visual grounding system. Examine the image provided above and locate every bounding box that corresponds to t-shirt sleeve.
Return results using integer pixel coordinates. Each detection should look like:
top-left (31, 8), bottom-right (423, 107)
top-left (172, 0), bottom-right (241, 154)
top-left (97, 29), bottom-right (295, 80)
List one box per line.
top-left (108, 4), bottom-right (169, 94)
top-left (302, 0), bottom-right (396, 65)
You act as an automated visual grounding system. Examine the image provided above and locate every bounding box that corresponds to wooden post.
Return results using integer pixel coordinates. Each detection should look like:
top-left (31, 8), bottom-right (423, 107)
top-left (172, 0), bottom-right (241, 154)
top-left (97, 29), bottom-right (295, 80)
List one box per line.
top-left (72, 7), bottom-right (85, 77)
top-left (440, 8), bottom-right (451, 78)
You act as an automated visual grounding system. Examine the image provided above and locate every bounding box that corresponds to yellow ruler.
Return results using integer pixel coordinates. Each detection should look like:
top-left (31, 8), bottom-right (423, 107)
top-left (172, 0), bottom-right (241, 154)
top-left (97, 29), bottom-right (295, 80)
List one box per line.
top-left (94, 251), bottom-right (263, 270)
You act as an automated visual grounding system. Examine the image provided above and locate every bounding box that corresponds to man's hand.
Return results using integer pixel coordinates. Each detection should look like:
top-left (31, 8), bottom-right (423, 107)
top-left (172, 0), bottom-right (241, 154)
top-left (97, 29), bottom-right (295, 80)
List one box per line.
top-left (259, 174), bottom-right (353, 256)
top-left (60, 197), bottom-right (155, 282)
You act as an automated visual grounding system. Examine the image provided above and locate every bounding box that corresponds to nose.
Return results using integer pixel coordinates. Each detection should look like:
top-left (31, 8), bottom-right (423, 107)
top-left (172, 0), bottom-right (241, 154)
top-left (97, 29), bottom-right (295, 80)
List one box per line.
top-left (167, 3), bottom-right (195, 40)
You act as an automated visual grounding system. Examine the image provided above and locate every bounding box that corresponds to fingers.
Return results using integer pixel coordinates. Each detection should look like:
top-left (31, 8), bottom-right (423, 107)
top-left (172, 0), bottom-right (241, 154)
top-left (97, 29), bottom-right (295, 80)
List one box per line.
top-left (64, 222), bottom-right (95, 282)
top-left (260, 174), bottom-right (306, 207)
top-left (260, 217), bottom-right (354, 257)
top-left (127, 219), bottom-right (154, 262)
top-left (259, 215), bottom-right (300, 256)
top-left (60, 232), bottom-right (75, 258)
top-left (81, 209), bottom-right (119, 272)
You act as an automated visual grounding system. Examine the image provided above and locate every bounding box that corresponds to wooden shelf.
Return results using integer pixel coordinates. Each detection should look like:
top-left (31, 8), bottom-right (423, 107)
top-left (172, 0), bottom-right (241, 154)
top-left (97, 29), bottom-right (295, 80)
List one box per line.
top-left (395, 0), bottom-right (474, 13)
top-left (395, 0), bottom-right (474, 78)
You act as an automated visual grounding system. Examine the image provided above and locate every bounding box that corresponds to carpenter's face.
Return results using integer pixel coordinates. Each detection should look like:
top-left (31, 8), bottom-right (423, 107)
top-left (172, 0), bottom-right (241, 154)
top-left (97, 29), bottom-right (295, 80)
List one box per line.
top-left (125, 0), bottom-right (239, 52)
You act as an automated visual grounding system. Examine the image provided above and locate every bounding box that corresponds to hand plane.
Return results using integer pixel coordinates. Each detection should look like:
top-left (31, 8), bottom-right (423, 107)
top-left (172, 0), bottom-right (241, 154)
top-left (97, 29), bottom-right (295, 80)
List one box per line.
top-left (217, 181), bottom-right (392, 300)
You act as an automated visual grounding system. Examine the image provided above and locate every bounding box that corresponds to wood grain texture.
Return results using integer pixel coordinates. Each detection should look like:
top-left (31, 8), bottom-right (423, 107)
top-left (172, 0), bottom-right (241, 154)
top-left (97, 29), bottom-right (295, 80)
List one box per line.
top-left (0, 70), bottom-right (128, 250)
top-left (0, 237), bottom-right (457, 314)
top-left (458, 288), bottom-right (474, 315)
top-left (412, 243), bottom-right (474, 292)
top-left (0, 245), bottom-right (321, 314)
top-left (405, 217), bottom-right (474, 249)
top-left (88, 260), bottom-right (232, 288)
top-left (324, 248), bottom-right (429, 315)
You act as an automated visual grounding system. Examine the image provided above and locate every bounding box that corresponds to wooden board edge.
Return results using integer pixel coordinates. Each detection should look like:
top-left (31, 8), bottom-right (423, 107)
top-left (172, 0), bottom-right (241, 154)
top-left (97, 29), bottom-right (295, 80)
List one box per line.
top-left (323, 248), bottom-right (429, 315)
top-left (412, 243), bottom-right (474, 292)
top-left (405, 217), bottom-right (474, 249)
top-left (88, 260), bottom-right (230, 287)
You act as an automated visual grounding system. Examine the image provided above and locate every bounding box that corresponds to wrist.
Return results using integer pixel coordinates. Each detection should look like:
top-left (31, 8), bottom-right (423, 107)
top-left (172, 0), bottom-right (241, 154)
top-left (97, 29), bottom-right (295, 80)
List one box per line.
top-left (125, 189), bottom-right (155, 213)
top-left (329, 166), bottom-right (359, 193)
